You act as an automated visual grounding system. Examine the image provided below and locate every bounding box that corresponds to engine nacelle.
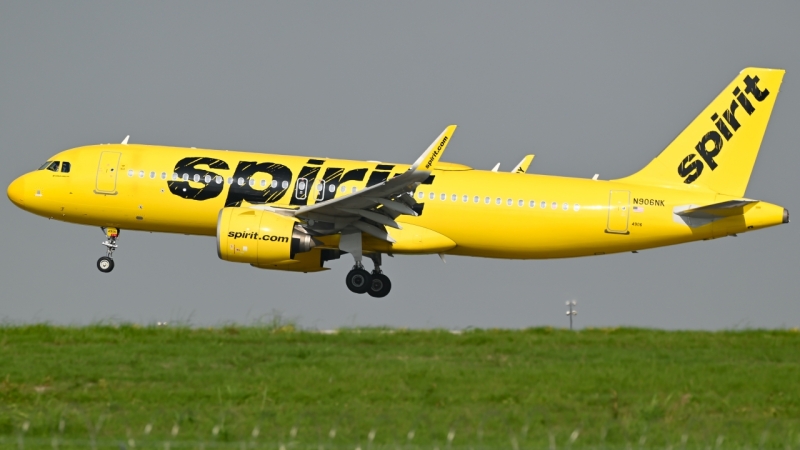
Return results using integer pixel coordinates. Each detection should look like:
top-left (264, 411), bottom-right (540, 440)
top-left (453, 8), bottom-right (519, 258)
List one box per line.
top-left (216, 208), bottom-right (317, 265)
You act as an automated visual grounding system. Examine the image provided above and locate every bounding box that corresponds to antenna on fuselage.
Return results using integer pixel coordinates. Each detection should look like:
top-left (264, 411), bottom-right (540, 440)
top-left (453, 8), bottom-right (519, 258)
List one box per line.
top-left (491, 163), bottom-right (500, 172)
top-left (121, 135), bottom-right (130, 145)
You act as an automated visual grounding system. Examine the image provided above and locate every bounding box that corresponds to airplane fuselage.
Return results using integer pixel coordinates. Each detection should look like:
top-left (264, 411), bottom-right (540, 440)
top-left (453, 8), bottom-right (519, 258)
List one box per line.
top-left (8, 143), bottom-right (786, 260)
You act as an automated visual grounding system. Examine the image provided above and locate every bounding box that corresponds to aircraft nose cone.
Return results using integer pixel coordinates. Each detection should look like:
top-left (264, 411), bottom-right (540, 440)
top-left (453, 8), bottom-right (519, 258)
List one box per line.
top-left (7, 176), bottom-right (25, 207)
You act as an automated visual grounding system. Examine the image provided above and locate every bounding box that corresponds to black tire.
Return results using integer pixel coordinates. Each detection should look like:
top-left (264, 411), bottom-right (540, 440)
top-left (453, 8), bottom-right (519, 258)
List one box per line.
top-left (97, 256), bottom-right (114, 273)
top-left (345, 268), bottom-right (371, 294)
top-left (368, 273), bottom-right (392, 298)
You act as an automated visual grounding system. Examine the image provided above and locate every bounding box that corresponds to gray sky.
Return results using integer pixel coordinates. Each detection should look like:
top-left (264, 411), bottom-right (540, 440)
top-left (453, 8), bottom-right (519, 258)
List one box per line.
top-left (1, 2), bottom-right (798, 329)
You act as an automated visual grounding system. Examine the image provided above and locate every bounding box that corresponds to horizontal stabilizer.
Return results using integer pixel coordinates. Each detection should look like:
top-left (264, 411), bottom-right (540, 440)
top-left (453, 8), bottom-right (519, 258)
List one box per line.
top-left (676, 200), bottom-right (757, 218)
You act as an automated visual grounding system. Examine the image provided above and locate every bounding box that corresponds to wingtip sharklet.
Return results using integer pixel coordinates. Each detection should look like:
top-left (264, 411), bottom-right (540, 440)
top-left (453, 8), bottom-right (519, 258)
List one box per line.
top-left (410, 125), bottom-right (457, 172)
top-left (511, 155), bottom-right (534, 174)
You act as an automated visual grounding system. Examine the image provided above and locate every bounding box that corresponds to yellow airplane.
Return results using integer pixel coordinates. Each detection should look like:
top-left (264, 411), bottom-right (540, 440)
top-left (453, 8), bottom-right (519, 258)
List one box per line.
top-left (6, 68), bottom-right (789, 297)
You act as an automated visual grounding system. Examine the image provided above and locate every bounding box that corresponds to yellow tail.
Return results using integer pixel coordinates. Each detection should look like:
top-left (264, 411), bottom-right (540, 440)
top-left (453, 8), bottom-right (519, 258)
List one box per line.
top-left (616, 68), bottom-right (784, 197)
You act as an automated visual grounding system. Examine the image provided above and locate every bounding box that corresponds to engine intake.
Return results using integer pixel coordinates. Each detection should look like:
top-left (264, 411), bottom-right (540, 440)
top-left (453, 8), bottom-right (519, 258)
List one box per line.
top-left (217, 207), bottom-right (317, 265)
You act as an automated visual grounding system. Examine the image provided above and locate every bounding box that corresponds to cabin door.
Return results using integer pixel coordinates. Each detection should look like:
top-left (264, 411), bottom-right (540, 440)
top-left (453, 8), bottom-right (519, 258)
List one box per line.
top-left (95, 151), bottom-right (121, 194)
top-left (606, 190), bottom-right (630, 234)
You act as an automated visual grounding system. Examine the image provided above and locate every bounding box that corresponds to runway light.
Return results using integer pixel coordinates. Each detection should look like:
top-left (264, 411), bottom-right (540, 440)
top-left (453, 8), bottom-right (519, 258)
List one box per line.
top-left (566, 300), bottom-right (578, 330)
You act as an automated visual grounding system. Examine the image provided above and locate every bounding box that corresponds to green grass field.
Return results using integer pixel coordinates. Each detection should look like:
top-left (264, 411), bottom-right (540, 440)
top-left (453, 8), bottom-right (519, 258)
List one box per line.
top-left (1, 324), bottom-right (798, 449)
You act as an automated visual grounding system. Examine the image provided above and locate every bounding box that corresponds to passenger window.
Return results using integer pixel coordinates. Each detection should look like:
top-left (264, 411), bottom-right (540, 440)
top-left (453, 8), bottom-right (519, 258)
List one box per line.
top-left (150, 171), bottom-right (156, 179)
top-left (418, 191), bottom-right (424, 199)
top-left (574, 204), bottom-right (581, 211)
top-left (128, 170), bottom-right (134, 177)
top-left (429, 193), bottom-right (435, 200)
top-left (474, 196), bottom-right (479, 203)
top-left (451, 194), bottom-right (457, 202)
top-left (518, 199), bottom-right (523, 207)
top-left (228, 177), bottom-right (234, 185)
top-left (161, 172), bottom-right (167, 180)
top-left (183, 174), bottom-right (190, 181)
top-left (496, 198), bottom-right (501, 205)
top-left (462, 195), bottom-right (468, 203)
top-left (139, 170), bottom-right (145, 178)
top-left (507, 199), bottom-right (512, 206)
top-left (563, 203), bottom-right (569, 211)
top-left (172, 173), bottom-right (178, 180)
top-left (61, 162), bottom-right (71, 173)
top-left (541, 201), bottom-right (546, 209)
top-left (529, 200), bottom-right (535, 208)
top-left (204, 175), bottom-right (212, 183)
top-left (342, 186), bottom-right (348, 193)
top-left (271, 180), bottom-right (277, 188)
top-left (249, 178), bottom-right (256, 187)
top-left (352, 186), bottom-right (357, 193)
top-left (193, 174), bottom-right (200, 182)
top-left (216, 176), bottom-right (223, 184)
top-left (551, 202), bottom-right (557, 210)
top-left (440, 193), bottom-right (446, 201)
top-left (485, 197), bottom-right (490, 204)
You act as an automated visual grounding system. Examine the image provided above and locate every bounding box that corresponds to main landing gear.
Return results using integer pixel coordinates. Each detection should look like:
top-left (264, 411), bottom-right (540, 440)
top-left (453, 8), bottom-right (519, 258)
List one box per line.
top-left (345, 253), bottom-right (392, 297)
top-left (97, 227), bottom-right (119, 273)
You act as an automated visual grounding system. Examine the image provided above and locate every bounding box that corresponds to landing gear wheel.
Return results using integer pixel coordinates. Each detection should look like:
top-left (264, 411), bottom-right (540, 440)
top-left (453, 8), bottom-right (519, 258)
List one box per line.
top-left (368, 272), bottom-right (391, 298)
top-left (346, 268), bottom-right (372, 294)
top-left (97, 256), bottom-right (115, 273)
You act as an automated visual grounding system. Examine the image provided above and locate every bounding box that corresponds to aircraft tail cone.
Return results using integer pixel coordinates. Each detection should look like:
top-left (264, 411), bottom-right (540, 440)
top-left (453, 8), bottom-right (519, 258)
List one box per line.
top-left (783, 208), bottom-right (790, 224)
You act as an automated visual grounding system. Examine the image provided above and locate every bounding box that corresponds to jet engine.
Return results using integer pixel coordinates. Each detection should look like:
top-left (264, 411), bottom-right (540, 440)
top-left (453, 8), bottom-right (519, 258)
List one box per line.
top-left (216, 207), bottom-right (317, 265)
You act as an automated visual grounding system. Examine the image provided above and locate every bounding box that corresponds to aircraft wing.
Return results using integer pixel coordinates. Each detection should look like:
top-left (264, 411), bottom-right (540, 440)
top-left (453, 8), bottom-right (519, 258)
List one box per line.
top-left (292, 125), bottom-right (457, 242)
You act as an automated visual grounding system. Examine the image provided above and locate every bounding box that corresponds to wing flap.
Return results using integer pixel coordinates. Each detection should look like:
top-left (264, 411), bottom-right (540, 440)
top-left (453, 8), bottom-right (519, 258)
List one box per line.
top-left (339, 208), bottom-right (402, 229)
top-left (351, 221), bottom-right (396, 243)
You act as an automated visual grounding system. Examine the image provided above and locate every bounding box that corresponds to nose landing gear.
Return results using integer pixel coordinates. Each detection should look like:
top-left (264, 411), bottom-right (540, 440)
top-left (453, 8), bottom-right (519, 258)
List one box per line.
top-left (97, 227), bottom-right (119, 273)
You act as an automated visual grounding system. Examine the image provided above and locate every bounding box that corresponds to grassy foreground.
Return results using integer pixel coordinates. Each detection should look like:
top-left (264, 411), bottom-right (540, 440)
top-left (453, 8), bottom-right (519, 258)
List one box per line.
top-left (0, 325), bottom-right (798, 449)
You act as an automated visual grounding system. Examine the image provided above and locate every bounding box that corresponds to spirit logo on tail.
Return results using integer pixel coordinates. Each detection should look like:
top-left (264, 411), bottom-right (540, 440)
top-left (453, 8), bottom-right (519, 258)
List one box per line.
top-left (677, 75), bottom-right (771, 184)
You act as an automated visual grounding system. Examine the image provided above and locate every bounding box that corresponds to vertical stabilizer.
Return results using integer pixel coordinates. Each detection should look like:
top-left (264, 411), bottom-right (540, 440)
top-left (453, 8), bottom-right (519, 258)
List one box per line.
top-left (616, 68), bottom-right (784, 197)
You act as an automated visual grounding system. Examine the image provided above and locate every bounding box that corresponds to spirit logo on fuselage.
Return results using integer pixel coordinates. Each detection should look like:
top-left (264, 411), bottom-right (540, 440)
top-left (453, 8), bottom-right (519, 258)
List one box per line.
top-left (677, 75), bottom-right (770, 184)
top-left (167, 158), bottom-right (432, 207)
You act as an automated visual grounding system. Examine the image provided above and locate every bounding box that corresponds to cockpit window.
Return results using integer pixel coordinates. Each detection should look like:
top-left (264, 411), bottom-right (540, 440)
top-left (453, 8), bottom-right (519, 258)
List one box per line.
top-left (61, 162), bottom-right (71, 173)
top-left (38, 161), bottom-right (53, 170)
top-left (45, 161), bottom-right (60, 172)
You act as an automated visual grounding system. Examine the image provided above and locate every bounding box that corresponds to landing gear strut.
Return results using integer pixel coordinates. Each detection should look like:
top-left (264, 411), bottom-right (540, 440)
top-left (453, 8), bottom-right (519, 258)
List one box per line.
top-left (97, 227), bottom-right (119, 273)
top-left (340, 231), bottom-right (392, 297)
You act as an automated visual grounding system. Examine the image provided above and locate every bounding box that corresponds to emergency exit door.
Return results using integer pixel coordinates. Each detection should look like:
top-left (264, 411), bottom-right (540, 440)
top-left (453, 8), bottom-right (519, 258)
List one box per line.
top-left (606, 190), bottom-right (630, 234)
top-left (95, 151), bottom-right (121, 194)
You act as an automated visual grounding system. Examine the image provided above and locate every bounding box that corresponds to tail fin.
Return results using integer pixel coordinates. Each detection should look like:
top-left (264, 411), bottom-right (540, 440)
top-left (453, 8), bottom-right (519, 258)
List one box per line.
top-left (616, 68), bottom-right (784, 197)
